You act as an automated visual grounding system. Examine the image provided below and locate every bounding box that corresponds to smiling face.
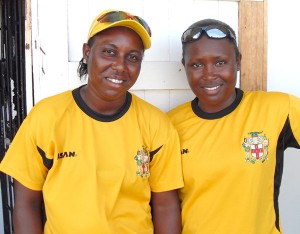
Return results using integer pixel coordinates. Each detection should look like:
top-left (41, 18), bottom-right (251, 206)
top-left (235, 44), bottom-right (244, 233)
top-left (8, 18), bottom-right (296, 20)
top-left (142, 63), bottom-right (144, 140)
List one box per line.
top-left (82, 26), bottom-right (144, 114)
top-left (182, 35), bottom-right (241, 113)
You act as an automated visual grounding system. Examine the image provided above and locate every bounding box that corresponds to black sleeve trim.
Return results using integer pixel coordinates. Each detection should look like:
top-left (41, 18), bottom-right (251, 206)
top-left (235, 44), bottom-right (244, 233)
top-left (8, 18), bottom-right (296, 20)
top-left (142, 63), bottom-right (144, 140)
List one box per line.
top-left (37, 146), bottom-right (53, 170)
top-left (282, 116), bottom-right (300, 149)
top-left (274, 116), bottom-right (299, 231)
top-left (150, 145), bottom-right (163, 162)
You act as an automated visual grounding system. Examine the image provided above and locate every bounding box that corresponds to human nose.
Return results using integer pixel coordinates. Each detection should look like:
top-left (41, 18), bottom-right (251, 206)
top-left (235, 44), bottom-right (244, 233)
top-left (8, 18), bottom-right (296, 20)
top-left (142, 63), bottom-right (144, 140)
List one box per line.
top-left (111, 56), bottom-right (125, 72)
top-left (202, 64), bottom-right (216, 80)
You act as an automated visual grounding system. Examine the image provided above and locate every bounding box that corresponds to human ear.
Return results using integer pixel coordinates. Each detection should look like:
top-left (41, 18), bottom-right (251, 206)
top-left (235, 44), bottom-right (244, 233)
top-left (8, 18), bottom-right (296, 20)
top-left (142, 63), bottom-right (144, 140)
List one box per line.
top-left (82, 43), bottom-right (91, 61)
top-left (181, 58), bottom-right (185, 66)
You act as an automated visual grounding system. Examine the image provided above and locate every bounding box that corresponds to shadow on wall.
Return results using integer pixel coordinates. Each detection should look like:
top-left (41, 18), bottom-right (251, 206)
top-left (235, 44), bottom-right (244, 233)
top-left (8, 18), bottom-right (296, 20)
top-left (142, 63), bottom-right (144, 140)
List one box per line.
top-left (279, 148), bottom-right (300, 233)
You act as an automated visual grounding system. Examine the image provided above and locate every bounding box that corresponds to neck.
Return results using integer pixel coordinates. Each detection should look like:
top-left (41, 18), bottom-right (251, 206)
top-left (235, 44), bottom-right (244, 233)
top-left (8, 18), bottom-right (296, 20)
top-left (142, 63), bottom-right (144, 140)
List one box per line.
top-left (80, 85), bottom-right (127, 116)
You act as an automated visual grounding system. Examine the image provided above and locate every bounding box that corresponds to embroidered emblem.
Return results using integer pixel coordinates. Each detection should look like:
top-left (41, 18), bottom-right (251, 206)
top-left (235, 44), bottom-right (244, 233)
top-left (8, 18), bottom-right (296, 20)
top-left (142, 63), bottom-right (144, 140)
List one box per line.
top-left (242, 131), bottom-right (269, 164)
top-left (134, 146), bottom-right (150, 178)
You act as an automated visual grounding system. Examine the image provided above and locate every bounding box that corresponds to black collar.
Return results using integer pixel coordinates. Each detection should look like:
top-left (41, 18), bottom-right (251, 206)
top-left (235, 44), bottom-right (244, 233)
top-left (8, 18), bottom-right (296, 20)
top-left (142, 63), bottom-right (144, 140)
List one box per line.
top-left (191, 88), bottom-right (244, 120)
top-left (72, 85), bottom-right (132, 122)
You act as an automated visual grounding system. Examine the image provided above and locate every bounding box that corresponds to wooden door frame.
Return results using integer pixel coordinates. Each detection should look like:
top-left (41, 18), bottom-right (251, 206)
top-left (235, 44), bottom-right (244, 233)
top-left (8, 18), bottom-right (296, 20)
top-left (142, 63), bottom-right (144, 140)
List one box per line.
top-left (239, 0), bottom-right (268, 91)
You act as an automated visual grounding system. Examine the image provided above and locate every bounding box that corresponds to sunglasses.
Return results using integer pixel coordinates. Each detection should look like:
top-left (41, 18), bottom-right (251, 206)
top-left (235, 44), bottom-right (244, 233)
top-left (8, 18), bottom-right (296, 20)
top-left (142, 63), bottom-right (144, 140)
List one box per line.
top-left (181, 25), bottom-right (236, 44)
top-left (97, 11), bottom-right (152, 37)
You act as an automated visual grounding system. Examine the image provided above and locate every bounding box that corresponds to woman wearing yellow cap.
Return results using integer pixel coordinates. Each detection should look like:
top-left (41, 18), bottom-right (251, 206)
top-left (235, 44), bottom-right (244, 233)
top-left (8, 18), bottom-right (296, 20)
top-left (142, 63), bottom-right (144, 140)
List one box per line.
top-left (0, 10), bottom-right (183, 234)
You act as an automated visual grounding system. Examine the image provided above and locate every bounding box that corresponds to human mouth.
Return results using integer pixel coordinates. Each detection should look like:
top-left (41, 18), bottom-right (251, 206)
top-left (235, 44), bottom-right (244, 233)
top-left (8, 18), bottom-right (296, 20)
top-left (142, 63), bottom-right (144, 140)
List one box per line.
top-left (106, 77), bottom-right (124, 84)
top-left (203, 85), bottom-right (221, 91)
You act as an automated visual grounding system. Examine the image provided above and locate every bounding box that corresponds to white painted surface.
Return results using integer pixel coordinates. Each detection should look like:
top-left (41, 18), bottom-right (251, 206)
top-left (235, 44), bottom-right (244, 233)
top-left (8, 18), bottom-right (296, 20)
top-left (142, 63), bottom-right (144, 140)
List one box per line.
top-left (30, 0), bottom-right (239, 112)
top-left (268, 1), bottom-right (300, 233)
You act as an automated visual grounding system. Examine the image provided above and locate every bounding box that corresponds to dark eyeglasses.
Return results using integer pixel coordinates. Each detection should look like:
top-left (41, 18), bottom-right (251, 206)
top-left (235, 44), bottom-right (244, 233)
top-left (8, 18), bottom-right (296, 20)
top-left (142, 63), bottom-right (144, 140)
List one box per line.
top-left (97, 11), bottom-right (152, 37)
top-left (181, 25), bottom-right (236, 44)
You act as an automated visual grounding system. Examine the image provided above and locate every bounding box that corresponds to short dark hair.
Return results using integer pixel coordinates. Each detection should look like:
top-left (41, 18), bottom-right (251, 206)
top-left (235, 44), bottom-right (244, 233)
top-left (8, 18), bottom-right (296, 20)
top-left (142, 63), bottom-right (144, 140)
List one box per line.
top-left (181, 19), bottom-right (240, 64)
top-left (77, 36), bottom-right (96, 80)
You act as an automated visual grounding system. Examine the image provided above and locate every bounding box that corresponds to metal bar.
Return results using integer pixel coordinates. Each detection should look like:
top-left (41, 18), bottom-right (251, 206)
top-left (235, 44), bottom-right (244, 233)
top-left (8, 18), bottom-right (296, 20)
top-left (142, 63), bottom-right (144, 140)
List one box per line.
top-left (0, 0), bottom-right (26, 233)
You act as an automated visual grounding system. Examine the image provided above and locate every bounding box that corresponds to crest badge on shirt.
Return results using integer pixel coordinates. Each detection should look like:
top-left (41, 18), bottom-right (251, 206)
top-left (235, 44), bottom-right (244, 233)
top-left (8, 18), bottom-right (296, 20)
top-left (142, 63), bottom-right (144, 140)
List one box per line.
top-left (242, 131), bottom-right (269, 164)
top-left (134, 146), bottom-right (150, 178)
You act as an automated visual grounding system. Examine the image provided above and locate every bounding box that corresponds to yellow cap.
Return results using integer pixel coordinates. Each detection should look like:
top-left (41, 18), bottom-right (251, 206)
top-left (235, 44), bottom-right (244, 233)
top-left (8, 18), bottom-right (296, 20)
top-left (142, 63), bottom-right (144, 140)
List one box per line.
top-left (87, 9), bottom-right (152, 49)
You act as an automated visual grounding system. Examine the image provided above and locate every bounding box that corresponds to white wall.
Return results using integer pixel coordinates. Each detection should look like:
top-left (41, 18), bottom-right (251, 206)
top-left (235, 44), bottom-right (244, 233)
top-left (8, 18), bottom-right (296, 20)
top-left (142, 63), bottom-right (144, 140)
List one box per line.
top-left (30, 0), bottom-right (239, 112)
top-left (268, 1), bottom-right (300, 233)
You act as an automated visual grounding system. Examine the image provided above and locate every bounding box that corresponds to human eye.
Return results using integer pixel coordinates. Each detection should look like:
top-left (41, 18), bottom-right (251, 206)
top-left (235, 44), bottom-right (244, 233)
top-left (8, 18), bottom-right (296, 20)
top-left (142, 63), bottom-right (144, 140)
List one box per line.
top-left (216, 60), bottom-right (226, 66)
top-left (127, 54), bottom-right (142, 63)
top-left (103, 49), bottom-right (116, 57)
top-left (192, 63), bottom-right (203, 68)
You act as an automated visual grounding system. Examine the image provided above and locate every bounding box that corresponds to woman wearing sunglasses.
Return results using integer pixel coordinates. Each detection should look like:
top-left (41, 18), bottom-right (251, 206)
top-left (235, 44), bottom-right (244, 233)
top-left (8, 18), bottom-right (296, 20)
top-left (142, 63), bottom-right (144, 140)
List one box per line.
top-left (168, 18), bottom-right (300, 233)
top-left (0, 9), bottom-right (183, 234)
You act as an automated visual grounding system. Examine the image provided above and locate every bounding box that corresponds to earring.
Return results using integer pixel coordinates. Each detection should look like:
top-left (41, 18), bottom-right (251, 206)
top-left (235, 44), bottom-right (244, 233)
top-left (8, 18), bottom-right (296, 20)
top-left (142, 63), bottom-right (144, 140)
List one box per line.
top-left (82, 58), bottom-right (87, 64)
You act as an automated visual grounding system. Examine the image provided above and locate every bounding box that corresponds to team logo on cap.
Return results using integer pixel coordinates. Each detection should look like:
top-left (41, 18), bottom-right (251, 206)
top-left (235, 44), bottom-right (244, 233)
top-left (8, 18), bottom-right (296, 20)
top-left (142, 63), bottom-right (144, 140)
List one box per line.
top-left (242, 131), bottom-right (269, 164)
top-left (134, 145), bottom-right (150, 178)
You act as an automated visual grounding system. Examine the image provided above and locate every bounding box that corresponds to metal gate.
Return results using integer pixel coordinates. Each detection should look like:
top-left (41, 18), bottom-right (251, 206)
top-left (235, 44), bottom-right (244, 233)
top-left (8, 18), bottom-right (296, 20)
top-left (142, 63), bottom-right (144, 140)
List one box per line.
top-left (0, 0), bottom-right (26, 233)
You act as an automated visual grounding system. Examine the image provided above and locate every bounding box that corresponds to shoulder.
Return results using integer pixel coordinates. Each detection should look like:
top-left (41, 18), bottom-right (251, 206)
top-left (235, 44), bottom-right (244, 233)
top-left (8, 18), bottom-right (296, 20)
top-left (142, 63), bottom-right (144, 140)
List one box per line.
top-left (168, 101), bottom-right (192, 116)
top-left (32, 90), bottom-right (73, 109)
top-left (26, 89), bottom-right (75, 122)
top-left (167, 101), bottom-right (193, 125)
top-left (244, 90), bottom-right (289, 100)
top-left (243, 90), bottom-right (297, 106)
top-left (242, 91), bottom-right (300, 120)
